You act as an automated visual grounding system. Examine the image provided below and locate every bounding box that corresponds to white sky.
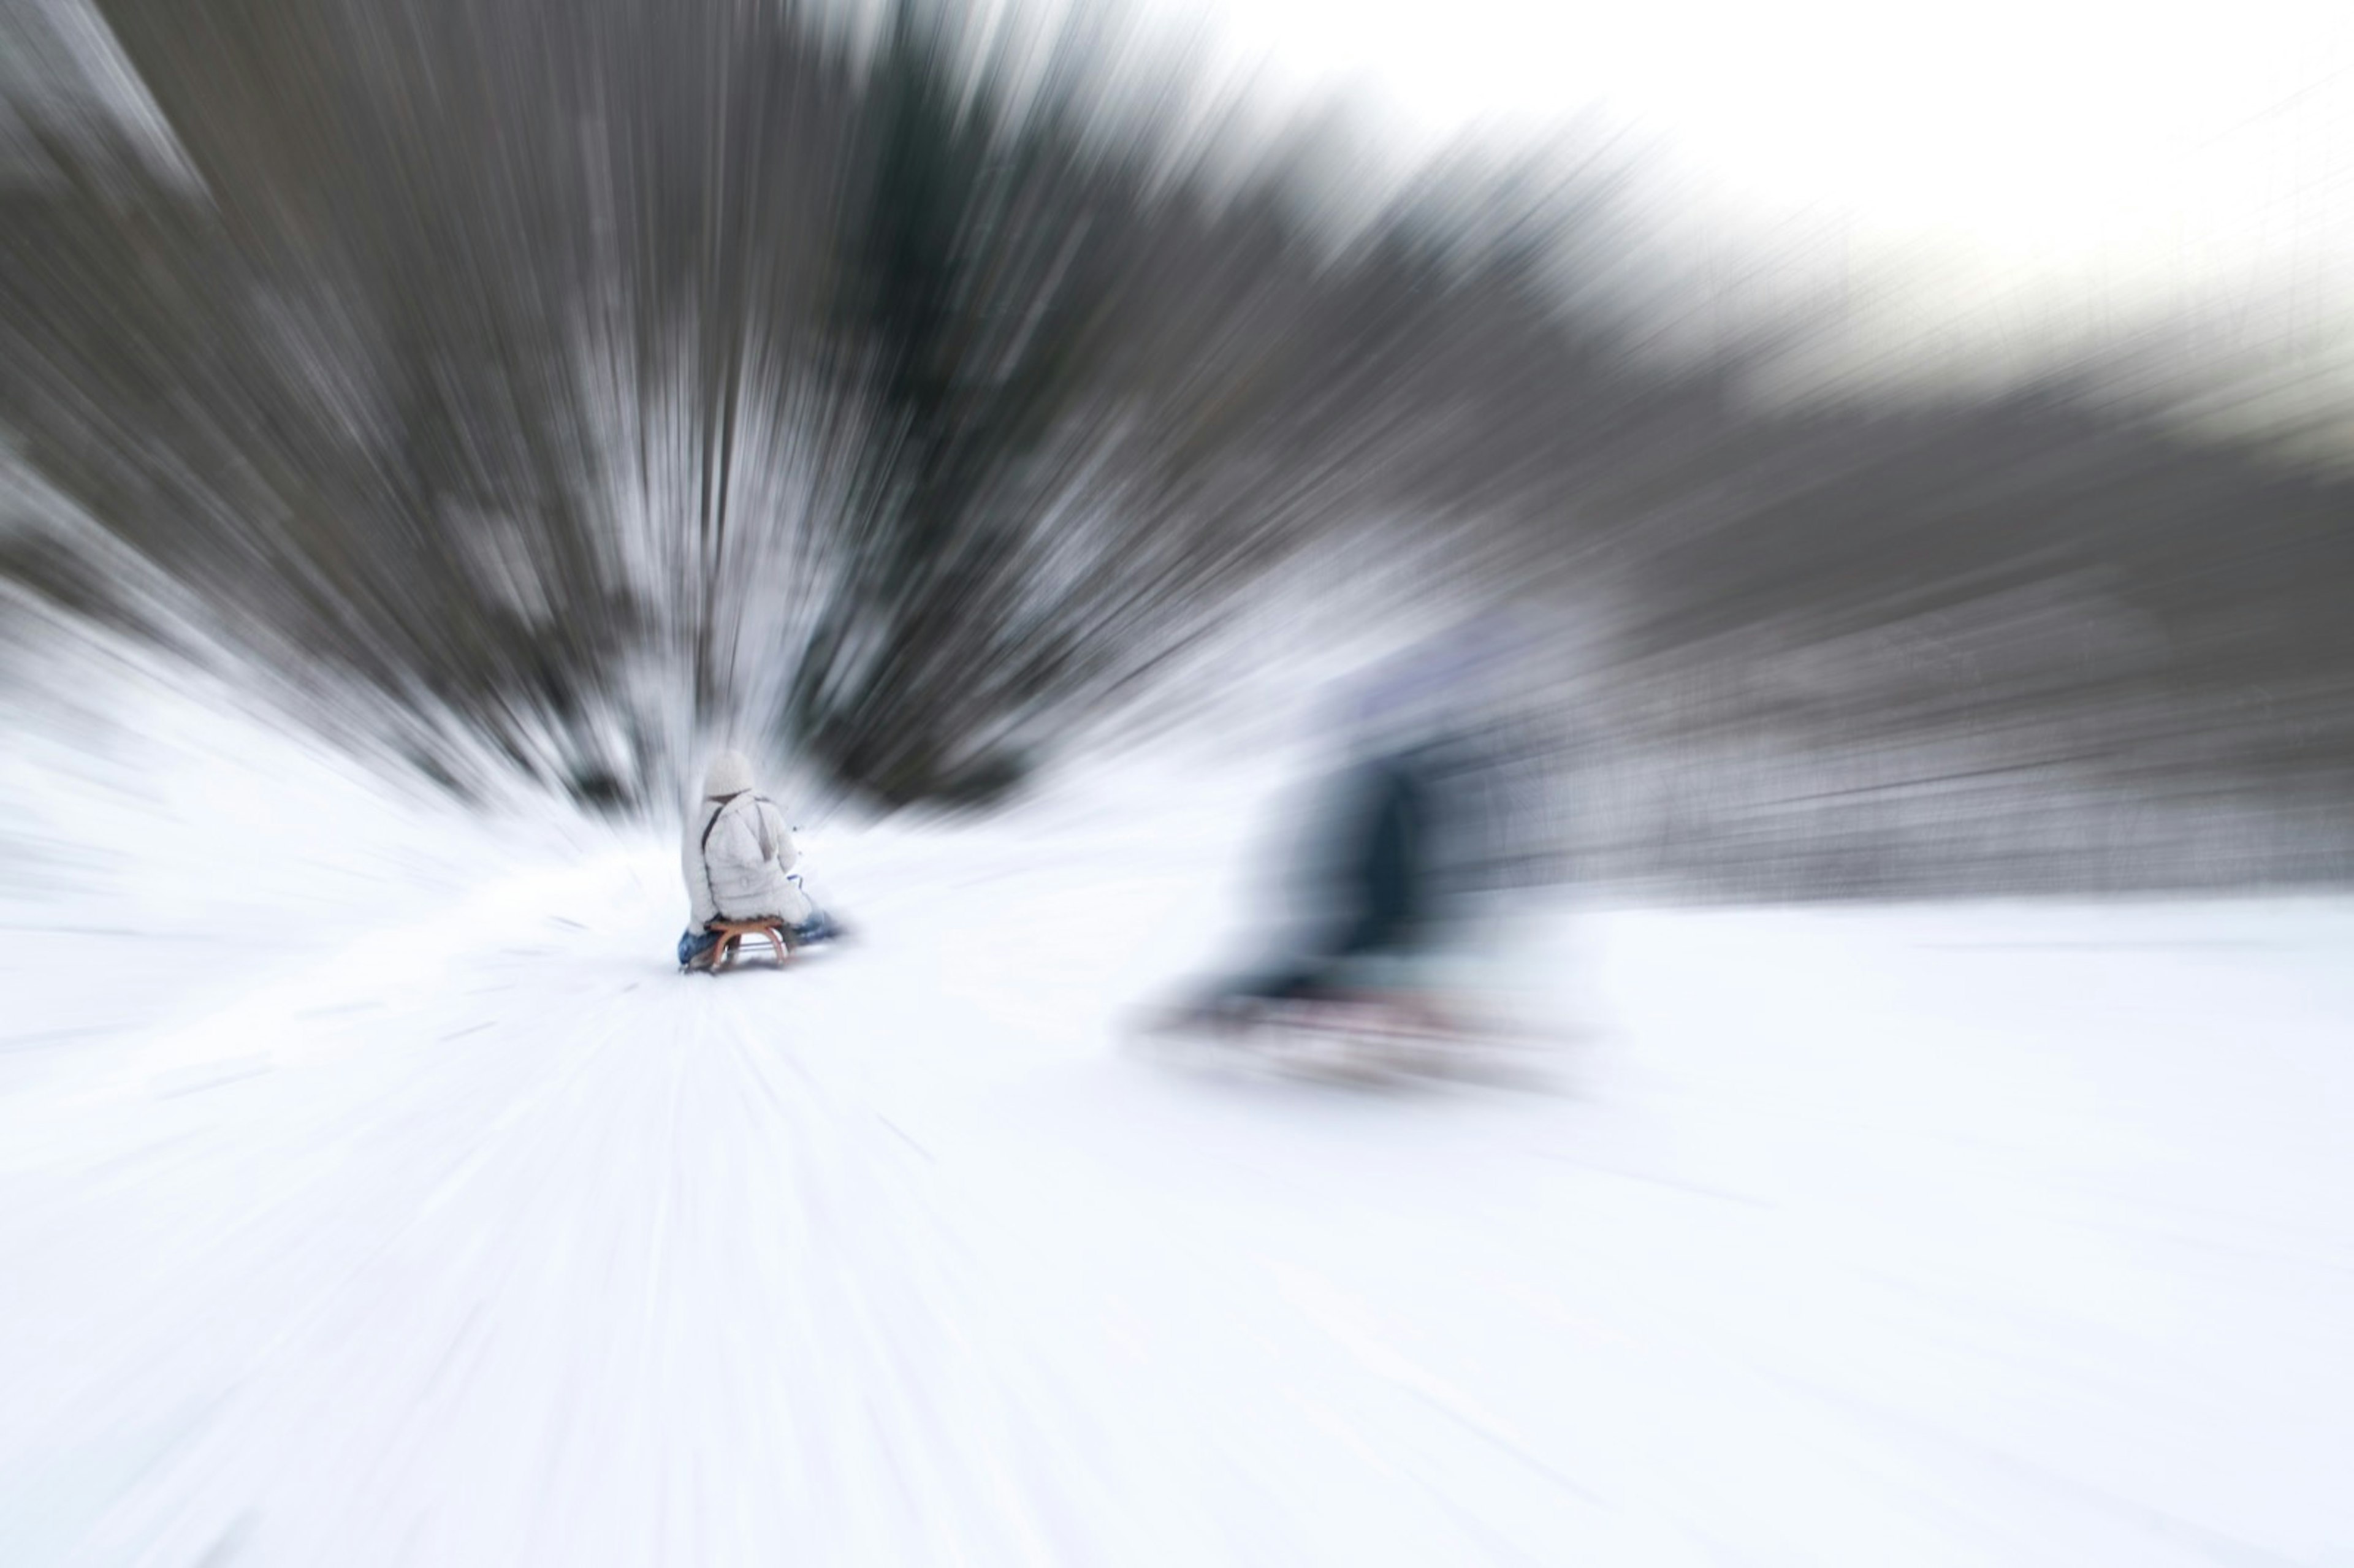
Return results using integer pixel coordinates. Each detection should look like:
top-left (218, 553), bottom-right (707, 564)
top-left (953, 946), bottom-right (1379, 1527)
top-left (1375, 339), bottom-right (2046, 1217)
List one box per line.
top-left (1164, 0), bottom-right (2354, 400)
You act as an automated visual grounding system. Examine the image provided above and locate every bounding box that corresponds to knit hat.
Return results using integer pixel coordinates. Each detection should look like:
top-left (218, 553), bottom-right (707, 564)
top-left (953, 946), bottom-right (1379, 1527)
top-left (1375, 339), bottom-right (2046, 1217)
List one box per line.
top-left (702, 749), bottom-right (755, 799)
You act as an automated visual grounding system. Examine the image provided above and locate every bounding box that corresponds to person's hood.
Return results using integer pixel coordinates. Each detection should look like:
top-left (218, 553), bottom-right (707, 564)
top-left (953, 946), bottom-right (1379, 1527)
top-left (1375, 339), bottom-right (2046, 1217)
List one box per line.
top-left (703, 750), bottom-right (755, 800)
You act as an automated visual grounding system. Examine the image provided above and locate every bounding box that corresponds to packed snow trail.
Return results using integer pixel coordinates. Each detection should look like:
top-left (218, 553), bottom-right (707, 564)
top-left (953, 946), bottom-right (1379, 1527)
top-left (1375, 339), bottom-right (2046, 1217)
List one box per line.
top-left (3, 770), bottom-right (2352, 1564)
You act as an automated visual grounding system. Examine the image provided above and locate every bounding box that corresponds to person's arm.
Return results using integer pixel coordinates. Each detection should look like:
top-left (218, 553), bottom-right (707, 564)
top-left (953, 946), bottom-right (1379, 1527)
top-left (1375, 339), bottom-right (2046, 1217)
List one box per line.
top-left (758, 799), bottom-right (798, 875)
top-left (682, 804), bottom-right (720, 925)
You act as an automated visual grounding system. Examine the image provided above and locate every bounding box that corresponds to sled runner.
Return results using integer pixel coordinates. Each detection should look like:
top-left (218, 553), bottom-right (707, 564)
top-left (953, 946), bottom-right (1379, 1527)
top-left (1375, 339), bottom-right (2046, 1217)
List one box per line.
top-left (1135, 993), bottom-right (1455, 1079)
top-left (703, 918), bottom-right (794, 971)
top-left (1130, 989), bottom-right (1563, 1086)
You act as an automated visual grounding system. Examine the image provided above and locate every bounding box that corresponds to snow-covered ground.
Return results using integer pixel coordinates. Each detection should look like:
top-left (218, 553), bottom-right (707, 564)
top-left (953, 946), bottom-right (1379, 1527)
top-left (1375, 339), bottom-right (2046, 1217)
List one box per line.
top-left (3, 704), bottom-right (2351, 1566)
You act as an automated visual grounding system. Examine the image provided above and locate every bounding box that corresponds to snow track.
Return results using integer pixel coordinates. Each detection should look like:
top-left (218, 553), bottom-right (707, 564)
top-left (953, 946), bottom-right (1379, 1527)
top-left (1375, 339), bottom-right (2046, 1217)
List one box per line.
top-left (4, 790), bottom-right (2351, 1565)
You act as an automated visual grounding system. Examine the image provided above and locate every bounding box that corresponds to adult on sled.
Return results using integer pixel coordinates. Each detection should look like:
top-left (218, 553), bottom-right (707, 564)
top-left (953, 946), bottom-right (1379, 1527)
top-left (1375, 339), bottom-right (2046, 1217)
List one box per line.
top-left (1157, 617), bottom-right (1566, 1054)
top-left (677, 750), bottom-right (842, 972)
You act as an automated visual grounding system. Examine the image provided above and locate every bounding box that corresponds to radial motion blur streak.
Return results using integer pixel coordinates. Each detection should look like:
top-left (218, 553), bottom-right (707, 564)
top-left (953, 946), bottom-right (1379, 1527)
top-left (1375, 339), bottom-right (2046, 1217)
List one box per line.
top-left (2, 0), bottom-right (2352, 1562)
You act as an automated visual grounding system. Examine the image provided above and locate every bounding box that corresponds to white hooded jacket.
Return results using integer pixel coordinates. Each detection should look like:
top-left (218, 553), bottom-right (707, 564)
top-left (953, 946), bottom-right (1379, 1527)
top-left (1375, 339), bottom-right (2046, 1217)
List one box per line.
top-left (682, 753), bottom-right (815, 928)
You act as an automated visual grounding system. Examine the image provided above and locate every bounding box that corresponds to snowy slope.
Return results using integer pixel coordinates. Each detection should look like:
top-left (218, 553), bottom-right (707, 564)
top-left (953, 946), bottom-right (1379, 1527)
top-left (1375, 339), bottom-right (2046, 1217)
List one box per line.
top-left (2, 722), bottom-right (2350, 1566)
